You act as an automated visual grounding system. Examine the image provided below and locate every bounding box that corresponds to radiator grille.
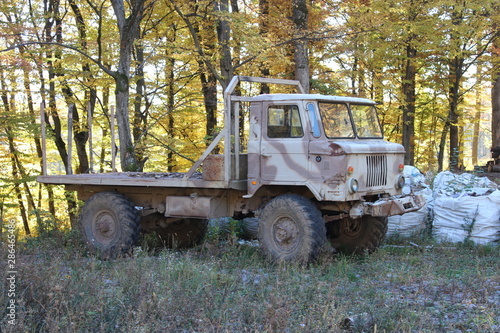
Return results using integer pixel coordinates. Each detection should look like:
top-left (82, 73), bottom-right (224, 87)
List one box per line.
top-left (366, 155), bottom-right (387, 187)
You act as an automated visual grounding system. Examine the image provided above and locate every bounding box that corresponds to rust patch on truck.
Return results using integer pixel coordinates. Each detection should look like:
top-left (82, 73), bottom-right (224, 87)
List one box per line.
top-left (324, 173), bottom-right (346, 186)
top-left (329, 142), bottom-right (347, 156)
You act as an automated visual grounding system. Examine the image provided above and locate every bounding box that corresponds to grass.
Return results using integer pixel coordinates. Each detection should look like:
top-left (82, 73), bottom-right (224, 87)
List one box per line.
top-left (1, 231), bottom-right (499, 332)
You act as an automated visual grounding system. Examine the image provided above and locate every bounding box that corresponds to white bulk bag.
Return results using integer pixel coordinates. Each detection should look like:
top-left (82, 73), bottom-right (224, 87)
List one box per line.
top-left (387, 166), bottom-right (432, 237)
top-left (433, 190), bottom-right (500, 244)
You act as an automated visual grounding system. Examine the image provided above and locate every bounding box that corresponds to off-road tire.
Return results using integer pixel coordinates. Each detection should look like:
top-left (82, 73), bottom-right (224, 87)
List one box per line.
top-left (79, 191), bottom-right (140, 259)
top-left (155, 218), bottom-right (207, 248)
top-left (327, 216), bottom-right (388, 255)
top-left (258, 194), bottom-right (327, 263)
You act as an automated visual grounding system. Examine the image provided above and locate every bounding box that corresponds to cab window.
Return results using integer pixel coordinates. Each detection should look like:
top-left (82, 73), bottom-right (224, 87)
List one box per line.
top-left (267, 105), bottom-right (303, 138)
top-left (319, 102), bottom-right (355, 138)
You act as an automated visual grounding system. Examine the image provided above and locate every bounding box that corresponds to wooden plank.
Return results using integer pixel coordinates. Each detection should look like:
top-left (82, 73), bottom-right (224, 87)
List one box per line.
top-left (87, 101), bottom-right (93, 173)
top-left (224, 95), bottom-right (231, 184)
top-left (183, 130), bottom-right (226, 180)
top-left (234, 102), bottom-right (240, 179)
top-left (40, 102), bottom-right (47, 176)
top-left (110, 105), bottom-right (116, 172)
top-left (67, 104), bottom-right (73, 175)
top-left (36, 173), bottom-right (247, 190)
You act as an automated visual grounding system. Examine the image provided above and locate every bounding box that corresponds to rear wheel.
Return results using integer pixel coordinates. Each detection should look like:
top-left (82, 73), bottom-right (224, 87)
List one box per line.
top-left (258, 194), bottom-right (327, 263)
top-left (79, 192), bottom-right (140, 259)
top-left (327, 216), bottom-right (388, 254)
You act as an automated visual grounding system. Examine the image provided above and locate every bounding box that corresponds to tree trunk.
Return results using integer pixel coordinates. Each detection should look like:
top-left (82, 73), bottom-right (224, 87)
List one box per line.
top-left (199, 69), bottom-right (218, 142)
top-left (166, 40), bottom-right (176, 172)
top-left (191, 3), bottom-right (218, 142)
top-left (162, 24), bottom-right (178, 171)
top-left (1, 73), bottom-right (30, 235)
top-left (100, 86), bottom-right (110, 173)
top-left (492, 26), bottom-right (500, 150)
top-left (110, 0), bottom-right (147, 171)
top-left (437, 122), bottom-right (449, 172)
top-left (493, 74), bottom-right (500, 149)
top-left (44, 0), bottom-right (69, 173)
top-left (259, 0), bottom-right (270, 94)
top-left (70, 103), bottom-right (90, 174)
top-left (114, 73), bottom-right (137, 170)
top-left (472, 65), bottom-right (482, 166)
top-left (491, 12), bottom-right (500, 150)
top-left (68, 0), bottom-right (94, 173)
top-left (133, 37), bottom-right (148, 171)
top-left (18, 44), bottom-right (46, 221)
top-left (448, 56), bottom-right (463, 171)
top-left (7, 130), bottom-right (31, 235)
top-left (402, 44), bottom-right (417, 166)
top-left (292, 0), bottom-right (309, 93)
top-left (216, 0), bottom-right (233, 90)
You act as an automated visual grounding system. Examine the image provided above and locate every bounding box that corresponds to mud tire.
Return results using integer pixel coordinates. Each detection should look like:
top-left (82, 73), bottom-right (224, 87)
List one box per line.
top-left (327, 216), bottom-right (388, 255)
top-left (155, 218), bottom-right (207, 248)
top-left (258, 194), bottom-right (327, 263)
top-left (79, 191), bottom-right (140, 259)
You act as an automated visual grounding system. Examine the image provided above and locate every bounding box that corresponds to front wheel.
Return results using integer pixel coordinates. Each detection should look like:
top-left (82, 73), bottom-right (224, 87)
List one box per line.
top-left (327, 216), bottom-right (388, 255)
top-left (258, 194), bottom-right (327, 263)
top-left (79, 191), bottom-right (140, 259)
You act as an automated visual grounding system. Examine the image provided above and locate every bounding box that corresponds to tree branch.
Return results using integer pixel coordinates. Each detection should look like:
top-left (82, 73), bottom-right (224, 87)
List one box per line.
top-left (0, 41), bottom-right (116, 78)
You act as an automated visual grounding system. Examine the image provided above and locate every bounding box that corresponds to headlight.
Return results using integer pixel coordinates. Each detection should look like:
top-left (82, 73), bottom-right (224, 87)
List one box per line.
top-left (396, 175), bottom-right (405, 190)
top-left (347, 178), bottom-right (358, 194)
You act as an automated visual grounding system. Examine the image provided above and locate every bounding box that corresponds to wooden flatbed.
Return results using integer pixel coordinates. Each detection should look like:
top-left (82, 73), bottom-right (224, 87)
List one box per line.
top-left (37, 172), bottom-right (247, 190)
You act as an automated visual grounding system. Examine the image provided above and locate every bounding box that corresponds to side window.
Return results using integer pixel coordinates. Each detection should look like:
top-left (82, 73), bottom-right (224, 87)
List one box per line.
top-left (267, 105), bottom-right (303, 138)
top-left (307, 103), bottom-right (321, 137)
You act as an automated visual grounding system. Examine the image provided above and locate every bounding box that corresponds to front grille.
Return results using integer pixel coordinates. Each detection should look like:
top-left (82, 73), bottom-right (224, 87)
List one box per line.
top-left (366, 155), bottom-right (387, 187)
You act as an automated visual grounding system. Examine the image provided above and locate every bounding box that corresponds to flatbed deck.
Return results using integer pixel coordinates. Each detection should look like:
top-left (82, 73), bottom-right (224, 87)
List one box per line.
top-left (37, 172), bottom-right (247, 190)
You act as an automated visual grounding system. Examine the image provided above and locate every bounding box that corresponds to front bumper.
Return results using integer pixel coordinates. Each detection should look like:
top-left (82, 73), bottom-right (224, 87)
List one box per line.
top-left (350, 193), bottom-right (426, 218)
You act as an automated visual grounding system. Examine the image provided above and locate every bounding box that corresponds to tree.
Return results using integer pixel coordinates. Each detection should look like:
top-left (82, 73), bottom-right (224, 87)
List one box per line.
top-left (438, 0), bottom-right (497, 171)
top-left (492, 7), bottom-right (500, 150)
top-left (292, 0), bottom-right (310, 93)
top-left (110, 0), bottom-right (154, 171)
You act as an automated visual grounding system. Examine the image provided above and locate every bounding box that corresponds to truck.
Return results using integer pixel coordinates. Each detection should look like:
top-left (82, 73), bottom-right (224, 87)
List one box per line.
top-left (37, 76), bottom-right (424, 263)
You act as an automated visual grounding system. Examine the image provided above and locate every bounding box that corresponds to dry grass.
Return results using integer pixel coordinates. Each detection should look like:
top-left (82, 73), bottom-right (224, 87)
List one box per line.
top-left (1, 231), bottom-right (499, 332)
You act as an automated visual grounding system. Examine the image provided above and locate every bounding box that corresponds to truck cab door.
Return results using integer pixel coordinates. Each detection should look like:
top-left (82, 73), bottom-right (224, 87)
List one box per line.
top-left (260, 102), bottom-right (309, 182)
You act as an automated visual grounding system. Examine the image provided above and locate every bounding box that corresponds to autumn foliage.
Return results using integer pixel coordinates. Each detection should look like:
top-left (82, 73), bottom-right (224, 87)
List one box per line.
top-left (0, 0), bottom-right (499, 232)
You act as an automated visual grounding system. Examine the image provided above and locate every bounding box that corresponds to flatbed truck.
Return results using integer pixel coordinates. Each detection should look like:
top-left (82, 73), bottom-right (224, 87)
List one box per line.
top-left (37, 76), bottom-right (424, 262)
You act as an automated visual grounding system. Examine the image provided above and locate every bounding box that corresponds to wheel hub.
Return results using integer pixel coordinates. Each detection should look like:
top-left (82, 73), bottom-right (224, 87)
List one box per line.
top-left (342, 218), bottom-right (363, 238)
top-left (273, 217), bottom-right (298, 247)
top-left (93, 212), bottom-right (117, 244)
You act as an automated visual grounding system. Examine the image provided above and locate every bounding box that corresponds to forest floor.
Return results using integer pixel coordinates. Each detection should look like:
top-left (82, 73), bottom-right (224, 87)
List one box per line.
top-left (1, 230), bottom-right (499, 332)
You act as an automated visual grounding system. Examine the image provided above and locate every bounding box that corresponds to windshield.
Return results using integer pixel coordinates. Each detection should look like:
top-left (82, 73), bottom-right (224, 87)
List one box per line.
top-left (318, 103), bottom-right (355, 138)
top-left (319, 102), bottom-right (383, 139)
top-left (350, 104), bottom-right (383, 138)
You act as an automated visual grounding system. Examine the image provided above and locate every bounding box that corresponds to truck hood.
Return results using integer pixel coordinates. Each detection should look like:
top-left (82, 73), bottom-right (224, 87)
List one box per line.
top-left (309, 140), bottom-right (405, 156)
